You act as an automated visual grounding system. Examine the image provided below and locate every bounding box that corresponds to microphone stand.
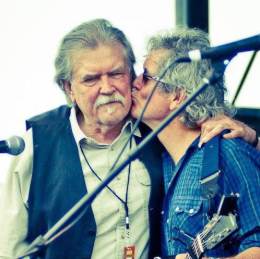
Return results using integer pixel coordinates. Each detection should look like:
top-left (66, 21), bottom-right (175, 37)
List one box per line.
top-left (17, 59), bottom-right (229, 259)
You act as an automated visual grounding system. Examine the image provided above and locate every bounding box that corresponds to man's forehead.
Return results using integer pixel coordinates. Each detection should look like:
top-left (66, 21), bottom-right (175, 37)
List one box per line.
top-left (71, 46), bottom-right (128, 75)
top-left (143, 49), bottom-right (171, 71)
top-left (143, 54), bottom-right (162, 72)
top-left (81, 64), bottom-right (127, 75)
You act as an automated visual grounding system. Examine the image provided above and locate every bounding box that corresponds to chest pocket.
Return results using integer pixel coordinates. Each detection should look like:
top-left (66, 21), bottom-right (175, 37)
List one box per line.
top-left (169, 196), bottom-right (205, 235)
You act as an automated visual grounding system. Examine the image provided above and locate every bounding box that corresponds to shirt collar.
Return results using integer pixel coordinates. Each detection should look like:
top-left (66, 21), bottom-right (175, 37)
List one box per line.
top-left (69, 107), bottom-right (141, 146)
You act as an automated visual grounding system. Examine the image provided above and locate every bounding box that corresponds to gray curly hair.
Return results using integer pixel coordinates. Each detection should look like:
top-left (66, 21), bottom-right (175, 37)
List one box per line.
top-left (54, 19), bottom-right (136, 90)
top-left (146, 27), bottom-right (235, 128)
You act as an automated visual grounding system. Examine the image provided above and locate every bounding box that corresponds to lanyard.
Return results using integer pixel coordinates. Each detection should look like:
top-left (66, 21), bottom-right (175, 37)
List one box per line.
top-left (79, 139), bottom-right (132, 231)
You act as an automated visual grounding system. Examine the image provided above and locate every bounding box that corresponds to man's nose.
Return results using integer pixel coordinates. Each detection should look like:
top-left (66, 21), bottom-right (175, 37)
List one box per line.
top-left (99, 75), bottom-right (115, 94)
top-left (132, 74), bottom-right (143, 91)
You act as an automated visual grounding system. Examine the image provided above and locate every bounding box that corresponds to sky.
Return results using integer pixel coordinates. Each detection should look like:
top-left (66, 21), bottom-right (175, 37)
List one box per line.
top-left (0, 0), bottom-right (259, 180)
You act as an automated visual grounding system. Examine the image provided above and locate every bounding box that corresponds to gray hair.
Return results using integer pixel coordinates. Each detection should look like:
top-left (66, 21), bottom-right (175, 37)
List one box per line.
top-left (54, 19), bottom-right (136, 90)
top-left (146, 27), bottom-right (235, 128)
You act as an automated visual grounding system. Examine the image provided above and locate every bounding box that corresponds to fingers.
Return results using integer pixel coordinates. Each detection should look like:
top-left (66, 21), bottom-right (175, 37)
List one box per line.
top-left (199, 125), bottom-right (225, 147)
top-left (244, 127), bottom-right (257, 144)
top-left (222, 130), bottom-right (243, 139)
top-left (223, 122), bottom-right (256, 143)
top-left (199, 116), bottom-right (257, 147)
top-left (199, 116), bottom-right (247, 147)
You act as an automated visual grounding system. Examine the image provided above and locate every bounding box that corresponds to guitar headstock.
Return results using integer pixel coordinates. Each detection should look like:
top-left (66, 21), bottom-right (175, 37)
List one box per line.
top-left (201, 213), bottom-right (238, 250)
top-left (188, 195), bottom-right (239, 258)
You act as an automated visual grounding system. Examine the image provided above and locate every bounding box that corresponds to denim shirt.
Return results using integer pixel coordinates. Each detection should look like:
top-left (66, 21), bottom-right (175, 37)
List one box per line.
top-left (162, 136), bottom-right (260, 258)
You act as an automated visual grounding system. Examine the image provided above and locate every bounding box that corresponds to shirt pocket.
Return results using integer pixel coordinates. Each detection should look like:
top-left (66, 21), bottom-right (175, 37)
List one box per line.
top-left (132, 161), bottom-right (151, 186)
top-left (170, 196), bottom-right (203, 232)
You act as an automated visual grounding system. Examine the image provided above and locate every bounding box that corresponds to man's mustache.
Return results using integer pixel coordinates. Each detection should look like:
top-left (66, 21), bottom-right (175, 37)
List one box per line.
top-left (94, 94), bottom-right (125, 108)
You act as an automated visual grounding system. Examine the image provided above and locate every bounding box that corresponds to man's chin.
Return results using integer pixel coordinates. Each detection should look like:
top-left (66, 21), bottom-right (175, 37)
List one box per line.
top-left (98, 113), bottom-right (127, 126)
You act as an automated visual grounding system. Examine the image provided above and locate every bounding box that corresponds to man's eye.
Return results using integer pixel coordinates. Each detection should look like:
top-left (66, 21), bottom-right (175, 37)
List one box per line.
top-left (109, 72), bottom-right (124, 79)
top-left (83, 78), bottom-right (98, 86)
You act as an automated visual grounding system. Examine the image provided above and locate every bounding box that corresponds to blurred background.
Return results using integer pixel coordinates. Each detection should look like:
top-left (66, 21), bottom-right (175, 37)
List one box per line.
top-left (0, 0), bottom-right (259, 181)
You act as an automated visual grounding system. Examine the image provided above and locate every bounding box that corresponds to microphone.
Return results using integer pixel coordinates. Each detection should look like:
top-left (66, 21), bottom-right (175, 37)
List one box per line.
top-left (178, 34), bottom-right (260, 62)
top-left (0, 136), bottom-right (25, 155)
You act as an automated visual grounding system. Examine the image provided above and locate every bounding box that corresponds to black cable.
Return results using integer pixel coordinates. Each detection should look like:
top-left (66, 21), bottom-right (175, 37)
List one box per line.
top-left (232, 51), bottom-right (257, 105)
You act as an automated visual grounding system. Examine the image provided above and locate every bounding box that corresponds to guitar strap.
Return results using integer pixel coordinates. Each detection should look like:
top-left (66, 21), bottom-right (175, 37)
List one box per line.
top-left (200, 133), bottom-right (224, 220)
top-left (200, 133), bottom-right (221, 200)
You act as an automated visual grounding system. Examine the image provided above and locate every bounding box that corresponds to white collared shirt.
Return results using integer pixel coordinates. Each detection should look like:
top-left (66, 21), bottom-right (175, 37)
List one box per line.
top-left (0, 108), bottom-right (151, 259)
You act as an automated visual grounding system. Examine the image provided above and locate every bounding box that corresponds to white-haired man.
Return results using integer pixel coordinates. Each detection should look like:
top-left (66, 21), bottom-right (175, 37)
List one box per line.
top-left (131, 27), bottom-right (260, 258)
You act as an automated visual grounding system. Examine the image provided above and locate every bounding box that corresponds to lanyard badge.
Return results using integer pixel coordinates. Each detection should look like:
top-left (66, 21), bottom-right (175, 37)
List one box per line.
top-left (123, 245), bottom-right (135, 259)
top-left (123, 216), bottom-right (135, 259)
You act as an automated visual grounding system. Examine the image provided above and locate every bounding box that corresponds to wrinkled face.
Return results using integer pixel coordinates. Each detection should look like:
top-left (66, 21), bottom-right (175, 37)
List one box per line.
top-left (65, 43), bottom-right (132, 127)
top-left (131, 49), bottom-right (172, 127)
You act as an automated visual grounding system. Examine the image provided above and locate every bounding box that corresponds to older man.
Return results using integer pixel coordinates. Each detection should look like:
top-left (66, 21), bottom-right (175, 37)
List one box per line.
top-left (0, 19), bottom-right (163, 259)
top-left (131, 27), bottom-right (260, 258)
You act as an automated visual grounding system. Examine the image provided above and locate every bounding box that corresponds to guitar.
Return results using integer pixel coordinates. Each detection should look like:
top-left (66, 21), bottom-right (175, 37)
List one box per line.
top-left (185, 211), bottom-right (238, 259)
top-left (157, 195), bottom-right (239, 259)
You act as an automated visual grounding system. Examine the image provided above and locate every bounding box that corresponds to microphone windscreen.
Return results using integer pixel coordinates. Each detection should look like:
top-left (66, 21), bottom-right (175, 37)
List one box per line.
top-left (6, 136), bottom-right (25, 155)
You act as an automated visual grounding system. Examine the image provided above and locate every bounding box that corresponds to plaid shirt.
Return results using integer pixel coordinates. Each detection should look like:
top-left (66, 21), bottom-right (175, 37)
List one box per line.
top-left (162, 136), bottom-right (260, 258)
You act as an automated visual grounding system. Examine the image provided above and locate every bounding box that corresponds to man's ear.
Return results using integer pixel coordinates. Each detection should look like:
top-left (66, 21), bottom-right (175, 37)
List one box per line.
top-left (63, 81), bottom-right (75, 103)
top-left (169, 88), bottom-right (186, 110)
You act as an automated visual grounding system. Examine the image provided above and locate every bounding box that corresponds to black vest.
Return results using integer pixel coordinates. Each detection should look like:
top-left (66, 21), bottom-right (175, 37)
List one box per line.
top-left (26, 105), bottom-right (163, 259)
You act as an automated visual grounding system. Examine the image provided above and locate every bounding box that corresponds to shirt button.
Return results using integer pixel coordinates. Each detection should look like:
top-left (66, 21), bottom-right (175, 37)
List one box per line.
top-left (189, 209), bottom-right (194, 214)
top-left (161, 210), bottom-right (164, 215)
top-left (166, 219), bottom-right (170, 224)
top-left (175, 207), bottom-right (181, 212)
top-left (121, 234), bottom-right (125, 239)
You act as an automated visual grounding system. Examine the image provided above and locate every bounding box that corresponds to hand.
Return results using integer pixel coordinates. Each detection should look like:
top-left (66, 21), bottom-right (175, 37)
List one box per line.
top-left (199, 115), bottom-right (257, 147)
